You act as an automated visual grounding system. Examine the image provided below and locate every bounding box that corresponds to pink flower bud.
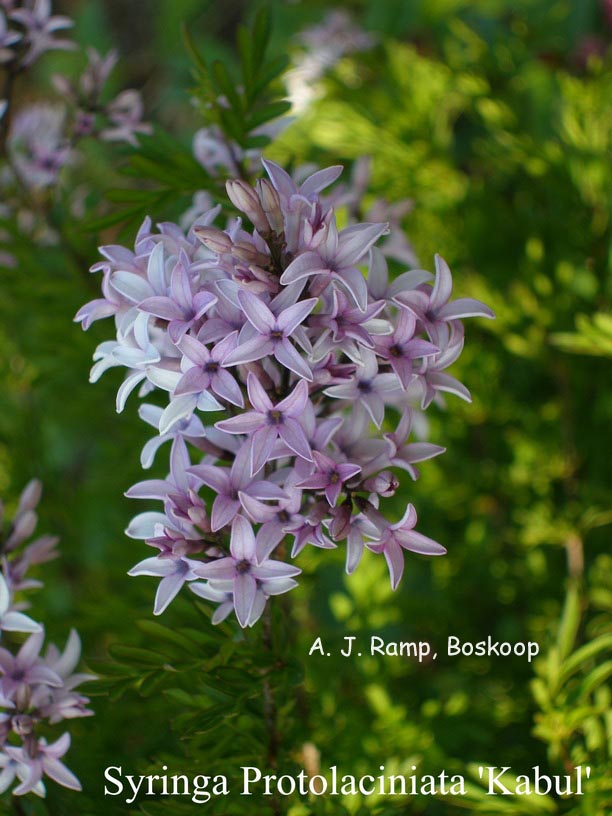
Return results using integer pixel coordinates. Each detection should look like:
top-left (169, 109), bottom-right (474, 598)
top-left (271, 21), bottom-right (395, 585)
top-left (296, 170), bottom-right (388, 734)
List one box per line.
top-left (226, 180), bottom-right (271, 234)
top-left (193, 226), bottom-right (234, 254)
top-left (257, 178), bottom-right (284, 233)
top-left (363, 471), bottom-right (399, 497)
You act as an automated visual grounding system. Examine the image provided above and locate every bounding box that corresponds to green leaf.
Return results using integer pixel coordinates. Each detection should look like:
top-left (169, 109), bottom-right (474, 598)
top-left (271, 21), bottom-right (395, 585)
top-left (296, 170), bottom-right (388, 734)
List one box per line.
top-left (108, 643), bottom-right (167, 667)
top-left (556, 581), bottom-right (582, 660)
top-left (251, 7), bottom-right (271, 73)
top-left (560, 633), bottom-right (612, 682)
top-left (211, 60), bottom-right (244, 115)
top-left (136, 619), bottom-right (198, 652)
top-left (246, 100), bottom-right (292, 131)
top-left (579, 661), bottom-right (612, 698)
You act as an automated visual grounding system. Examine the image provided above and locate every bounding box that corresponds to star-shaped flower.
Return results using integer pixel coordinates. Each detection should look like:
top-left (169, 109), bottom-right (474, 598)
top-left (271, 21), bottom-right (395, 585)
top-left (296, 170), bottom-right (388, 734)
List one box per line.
top-left (216, 374), bottom-right (313, 475)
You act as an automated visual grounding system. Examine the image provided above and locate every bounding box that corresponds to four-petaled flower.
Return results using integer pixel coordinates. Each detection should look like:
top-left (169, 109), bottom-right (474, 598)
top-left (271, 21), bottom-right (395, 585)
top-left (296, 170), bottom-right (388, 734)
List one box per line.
top-left (223, 289), bottom-right (317, 380)
top-left (193, 516), bottom-right (301, 627)
top-left (216, 373), bottom-right (313, 475)
top-left (366, 504), bottom-right (446, 589)
top-left (297, 450), bottom-right (361, 506)
top-left (176, 332), bottom-right (244, 407)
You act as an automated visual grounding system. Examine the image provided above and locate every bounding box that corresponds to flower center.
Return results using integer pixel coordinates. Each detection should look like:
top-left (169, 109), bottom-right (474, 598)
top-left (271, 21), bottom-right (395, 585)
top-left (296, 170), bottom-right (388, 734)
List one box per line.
top-left (205, 361), bottom-right (219, 373)
top-left (235, 559), bottom-right (251, 574)
top-left (268, 409), bottom-right (284, 425)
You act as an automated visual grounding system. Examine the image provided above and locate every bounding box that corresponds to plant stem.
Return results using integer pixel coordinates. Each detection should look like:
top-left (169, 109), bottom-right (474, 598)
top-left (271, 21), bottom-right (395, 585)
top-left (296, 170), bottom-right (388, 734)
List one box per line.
top-left (262, 604), bottom-right (282, 816)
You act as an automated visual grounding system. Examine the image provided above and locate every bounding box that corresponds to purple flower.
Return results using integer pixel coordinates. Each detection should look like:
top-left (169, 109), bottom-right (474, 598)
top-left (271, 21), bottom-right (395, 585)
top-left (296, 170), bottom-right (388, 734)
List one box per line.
top-left (9, 104), bottom-right (72, 189)
top-left (128, 554), bottom-right (199, 615)
top-left (189, 441), bottom-right (286, 532)
top-left (5, 732), bottom-right (81, 794)
top-left (78, 159), bottom-right (495, 616)
top-left (366, 246), bottom-right (432, 301)
top-left (139, 251), bottom-right (217, 344)
top-left (193, 516), bottom-right (300, 627)
top-left (297, 450), bottom-right (361, 506)
top-left (0, 10), bottom-right (20, 63)
top-left (216, 373), bottom-right (313, 475)
top-left (31, 631), bottom-right (95, 724)
top-left (281, 219), bottom-right (388, 311)
top-left (137, 403), bottom-right (207, 469)
top-left (366, 504), bottom-right (446, 589)
top-left (324, 349), bottom-right (400, 428)
top-left (310, 289), bottom-right (391, 362)
top-left (393, 254), bottom-right (494, 340)
top-left (0, 631), bottom-right (62, 699)
top-left (375, 308), bottom-right (439, 389)
top-left (0, 573), bottom-right (41, 635)
top-left (10, 0), bottom-right (75, 68)
top-left (100, 89), bottom-right (152, 147)
top-left (223, 289), bottom-right (317, 380)
top-left (382, 409), bottom-right (445, 479)
top-left (176, 332), bottom-right (244, 407)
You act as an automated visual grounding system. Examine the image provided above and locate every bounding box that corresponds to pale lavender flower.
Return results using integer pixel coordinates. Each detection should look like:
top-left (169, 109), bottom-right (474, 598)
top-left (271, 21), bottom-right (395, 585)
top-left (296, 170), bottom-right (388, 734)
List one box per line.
top-left (5, 732), bottom-right (81, 795)
top-left (222, 289), bottom-right (317, 380)
top-left (310, 289), bottom-right (391, 362)
top-left (138, 251), bottom-right (217, 344)
top-left (128, 554), bottom-right (199, 615)
top-left (0, 9), bottom-right (20, 62)
top-left (31, 631), bottom-right (95, 724)
top-left (281, 219), bottom-right (388, 310)
top-left (9, 104), bottom-right (72, 189)
top-left (0, 573), bottom-right (41, 635)
top-left (216, 373), bottom-right (313, 475)
top-left (189, 441), bottom-right (286, 532)
top-left (189, 581), bottom-right (234, 624)
top-left (297, 450), bottom-right (361, 506)
top-left (78, 159), bottom-right (494, 619)
top-left (382, 409), bottom-right (445, 479)
top-left (100, 89), bottom-right (152, 146)
top-left (176, 332), bottom-right (244, 407)
top-left (393, 254), bottom-right (494, 340)
top-left (366, 248), bottom-right (432, 301)
top-left (366, 504), bottom-right (446, 589)
top-left (0, 631), bottom-right (62, 699)
top-left (137, 403), bottom-right (207, 469)
top-left (324, 349), bottom-right (400, 427)
top-left (0, 482), bottom-right (93, 797)
top-left (10, 0), bottom-right (75, 67)
top-left (375, 307), bottom-right (439, 389)
top-left (194, 516), bottom-right (301, 627)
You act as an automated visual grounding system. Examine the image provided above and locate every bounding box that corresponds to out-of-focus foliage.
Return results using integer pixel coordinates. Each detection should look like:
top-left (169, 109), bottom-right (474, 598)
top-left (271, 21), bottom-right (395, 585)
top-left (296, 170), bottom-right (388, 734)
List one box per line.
top-left (0, 0), bottom-right (610, 814)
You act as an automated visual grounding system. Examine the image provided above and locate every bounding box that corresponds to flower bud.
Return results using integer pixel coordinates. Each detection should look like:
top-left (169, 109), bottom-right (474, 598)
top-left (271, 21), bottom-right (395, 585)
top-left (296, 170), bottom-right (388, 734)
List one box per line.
top-left (226, 180), bottom-right (271, 234)
top-left (363, 471), bottom-right (399, 497)
top-left (12, 715), bottom-right (35, 737)
top-left (6, 510), bottom-right (37, 550)
top-left (330, 501), bottom-right (352, 541)
top-left (231, 241), bottom-right (270, 266)
top-left (256, 178), bottom-right (284, 233)
top-left (193, 226), bottom-right (234, 254)
top-left (17, 480), bottom-right (42, 515)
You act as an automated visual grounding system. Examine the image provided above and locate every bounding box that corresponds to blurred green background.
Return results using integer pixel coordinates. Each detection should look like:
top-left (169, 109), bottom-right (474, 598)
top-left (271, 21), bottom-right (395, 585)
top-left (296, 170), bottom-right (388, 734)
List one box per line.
top-left (0, 1), bottom-right (610, 814)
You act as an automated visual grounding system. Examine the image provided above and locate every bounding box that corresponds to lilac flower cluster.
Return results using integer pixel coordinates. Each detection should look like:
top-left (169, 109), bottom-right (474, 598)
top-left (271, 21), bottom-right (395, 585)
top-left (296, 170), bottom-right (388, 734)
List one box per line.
top-left (77, 159), bottom-right (493, 628)
top-left (0, 481), bottom-right (94, 797)
top-left (0, 1), bottom-right (150, 258)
